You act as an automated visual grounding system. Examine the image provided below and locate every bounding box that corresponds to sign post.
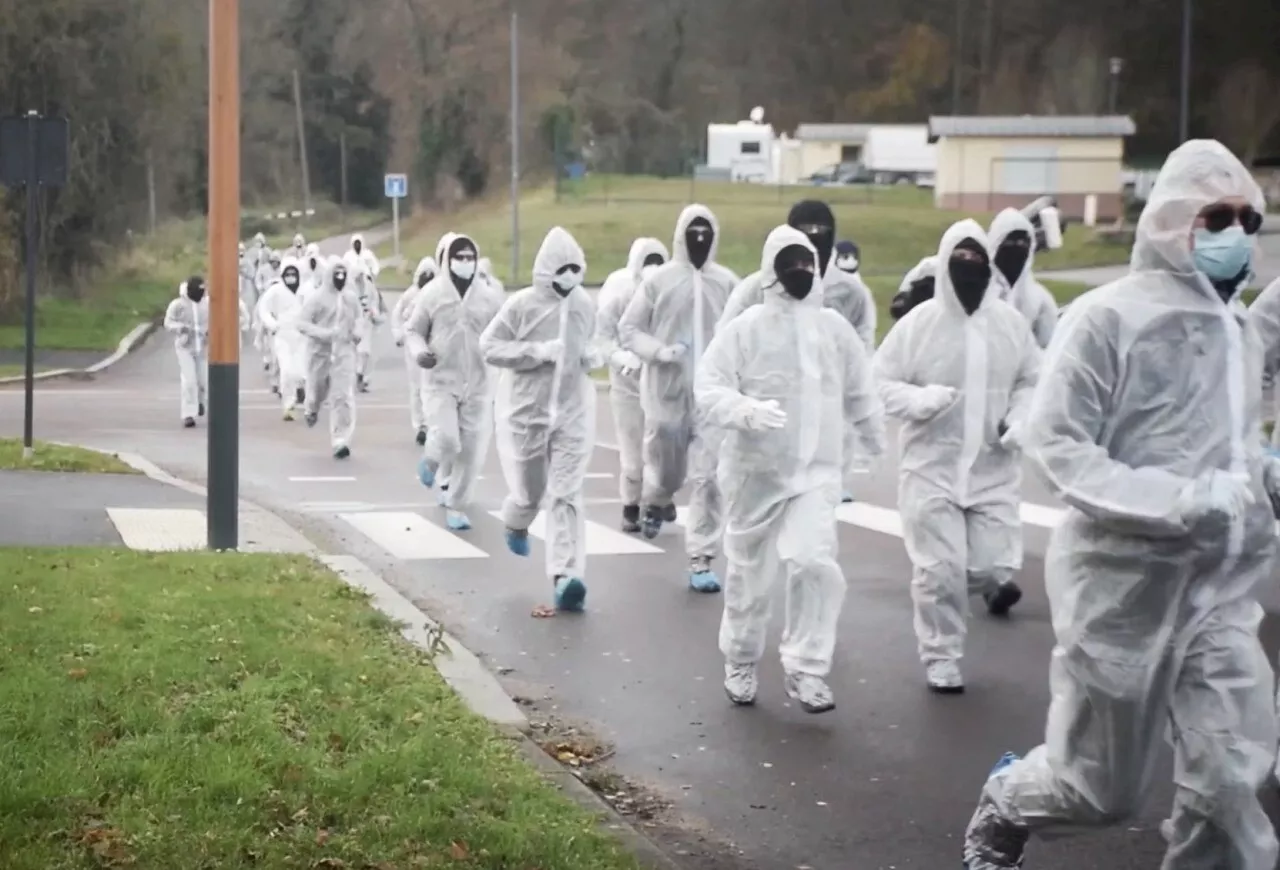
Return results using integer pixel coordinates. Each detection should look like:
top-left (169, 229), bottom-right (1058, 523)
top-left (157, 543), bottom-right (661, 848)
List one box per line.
top-left (384, 173), bottom-right (407, 260)
top-left (0, 112), bottom-right (70, 459)
top-left (207, 0), bottom-right (241, 550)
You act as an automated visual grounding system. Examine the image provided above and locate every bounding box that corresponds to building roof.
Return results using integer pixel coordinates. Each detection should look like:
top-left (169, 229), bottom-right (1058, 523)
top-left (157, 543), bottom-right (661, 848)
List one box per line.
top-left (927, 115), bottom-right (1137, 142)
top-left (794, 123), bottom-right (875, 143)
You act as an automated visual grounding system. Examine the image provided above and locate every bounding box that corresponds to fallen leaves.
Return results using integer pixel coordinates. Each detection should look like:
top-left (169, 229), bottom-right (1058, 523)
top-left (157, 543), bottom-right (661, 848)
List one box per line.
top-left (530, 604), bottom-right (556, 619)
top-left (67, 668), bottom-right (88, 680)
top-left (73, 821), bottom-right (135, 867)
top-left (449, 840), bottom-right (470, 860)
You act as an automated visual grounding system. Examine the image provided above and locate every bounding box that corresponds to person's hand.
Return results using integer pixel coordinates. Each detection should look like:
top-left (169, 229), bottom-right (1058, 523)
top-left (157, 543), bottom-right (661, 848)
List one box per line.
top-left (537, 339), bottom-right (564, 363)
top-left (582, 348), bottom-right (606, 370)
top-left (655, 343), bottom-right (686, 364)
top-left (416, 350), bottom-right (438, 369)
top-left (912, 384), bottom-right (957, 420)
top-left (998, 420), bottom-right (1022, 452)
top-left (1178, 470), bottom-right (1255, 524)
top-left (611, 349), bottom-right (642, 376)
top-left (743, 399), bottom-right (787, 431)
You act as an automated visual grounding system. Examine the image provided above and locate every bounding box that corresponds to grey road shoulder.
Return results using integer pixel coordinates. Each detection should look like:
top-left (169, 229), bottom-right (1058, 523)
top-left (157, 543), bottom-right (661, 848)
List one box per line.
top-left (85, 444), bottom-right (688, 870)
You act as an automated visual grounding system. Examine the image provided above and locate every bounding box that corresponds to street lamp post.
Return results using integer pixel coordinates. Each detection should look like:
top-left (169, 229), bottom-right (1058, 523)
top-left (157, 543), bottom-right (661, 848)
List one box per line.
top-left (1108, 57), bottom-right (1123, 114)
top-left (1179, 0), bottom-right (1192, 142)
top-left (207, 0), bottom-right (241, 550)
top-left (509, 3), bottom-right (520, 287)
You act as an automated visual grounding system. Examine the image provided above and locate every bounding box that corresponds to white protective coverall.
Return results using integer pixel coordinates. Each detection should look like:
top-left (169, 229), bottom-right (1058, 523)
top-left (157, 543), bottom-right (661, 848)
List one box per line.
top-left (595, 237), bottom-right (670, 512)
top-left (392, 256), bottom-right (438, 438)
top-left (964, 140), bottom-right (1279, 870)
top-left (254, 251), bottom-right (282, 371)
top-left (719, 260), bottom-right (877, 351)
top-left (345, 248), bottom-right (385, 388)
top-left (238, 245), bottom-right (258, 313)
top-left (297, 258), bottom-right (360, 455)
top-left (873, 220), bottom-right (1040, 685)
top-left (163, 281), bottom-right (208, 422)
top-left (406, 235), bottom-right (504, 526)
top-left (1247, 276), bottom-right (1280, 444)
top-left (479, 257), bottom-right (505, 294)
top-left (301, 243), bottom-right (324, 300)
top-left (988, 208), bottom-right (1058, 349)
top-left (480, 227), bottom-right (598, 595)
top-left (619, 204), bottom-right (739, 580)
top-left (696, 226), bottom-right (885, 710)
top-left (256, 258), bottom-right (308, 417)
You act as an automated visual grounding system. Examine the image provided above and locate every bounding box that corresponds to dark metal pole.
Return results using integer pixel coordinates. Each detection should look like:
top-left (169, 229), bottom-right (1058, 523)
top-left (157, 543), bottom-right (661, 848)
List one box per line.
top-left (1179, 0), bottom-right (1191, 142)
top-left (951, 0), bottom-right (966, 114)
top-left (22, 111), bottom-right (37, 460)
top-left (509, 2), bottom-right (520, 285)
top-left (207, 0), bottom-right (241, 550)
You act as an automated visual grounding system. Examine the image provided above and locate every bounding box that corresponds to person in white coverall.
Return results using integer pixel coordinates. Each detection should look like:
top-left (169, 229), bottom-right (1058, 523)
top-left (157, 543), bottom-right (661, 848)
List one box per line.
top-left (873, 219), bottom-right (1040, 694)
top-left (255, 249), bottom-right (283, 376)
top-left (988, 208), bottom-right (1058, 349)
top-left (697, 226), bottom-right (885, 713)
top-left (345, 249), bottom-right (384, 392)
top-left (392, 256), bottom-right (438, 445)
top-left (302, 243), bottom-right (324, 300)
top-left (163, 276), bottom-right (209, 428)
top-left (409, 234), bottom-right (504, 531)
top-left (619, 204), bottom-right (739, 593)
top-left (297, 258), bottom-right (361, 458)
top-left (481, 226), bottom-right (601, 613)
top-left (964, 140), bottom-right (1279, 870)
top-left (595, 237), bottom-right (669, 532)
top-left (291, 233), bottom-right (306, 262)
top-left (478, 257), bottom-right (504, 293)
top-left (238, 243), bottom-right (258, 313)
top-left (257, 258), bottom-right (308, 420)
top-left (889, 255), bottom-right (937, 323)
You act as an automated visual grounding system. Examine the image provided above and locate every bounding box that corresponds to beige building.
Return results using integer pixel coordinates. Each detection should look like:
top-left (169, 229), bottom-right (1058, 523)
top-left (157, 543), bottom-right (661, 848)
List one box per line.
top-left (928, 115), bottom-right (1136, 220)
top-left (793, 123), bottom-right (874, 179)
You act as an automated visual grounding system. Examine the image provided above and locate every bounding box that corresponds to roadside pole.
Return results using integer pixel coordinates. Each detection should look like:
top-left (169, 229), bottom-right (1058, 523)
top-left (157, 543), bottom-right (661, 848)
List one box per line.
top-left (207, 0), bottom-right (240, 550)
top-left (0, 111), bottom-right (69, 460)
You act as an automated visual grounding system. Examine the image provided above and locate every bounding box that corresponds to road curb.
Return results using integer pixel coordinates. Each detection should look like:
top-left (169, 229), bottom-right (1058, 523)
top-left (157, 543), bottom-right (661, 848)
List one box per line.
top-left (0, 320), bottom-right (156, 386)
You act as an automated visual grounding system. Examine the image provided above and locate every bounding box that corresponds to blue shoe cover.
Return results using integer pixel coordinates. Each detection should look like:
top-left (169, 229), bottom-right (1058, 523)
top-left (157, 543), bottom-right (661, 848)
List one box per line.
top-left (988, 751), bottom-right (1020, 778)
top-left (505, 528), bottom-right (530, 557)
top-left (446, 511), bottom-right (471, 531)
top-left (554, 576), bottom-right (587, 612)
top-left (841, 492), bottom-right (854, 503)
top-left (641, 515), bottom-right (662, 540)
top-left (416, 457), bottom-right (436, 488)
top-left (690, 569), bottom-right (721, 593)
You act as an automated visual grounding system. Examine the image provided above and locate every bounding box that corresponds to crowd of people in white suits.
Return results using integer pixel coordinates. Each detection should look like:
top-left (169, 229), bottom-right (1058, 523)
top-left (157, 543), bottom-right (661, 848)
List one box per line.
top-left (160, 138), bottom-right (1280, 870)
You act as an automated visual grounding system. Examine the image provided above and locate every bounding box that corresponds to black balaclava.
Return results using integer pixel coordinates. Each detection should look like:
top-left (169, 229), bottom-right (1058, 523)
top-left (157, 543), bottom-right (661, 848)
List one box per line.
top-left (309, 256), bottom-right (319, 273)
top-left (417, 269), bottom-right (434, 289)
top-left (332, 265), bottom-right (348, 292)
top-left (685, 217), bottom-right (714, 270)
top-left (282, 265), bottom-right (301, 293)
top-left (186, 276), bottom-right (206, 303)
top-left (774, 244), bottom-right (816, 301)
top-left (833, 240), bottom-right (861, 274)
top-left (788, 200), bottom-right (836, 276)
top-left (353, 238), bottom-right (363, 254)
top-left (949, 239), bottom-right (992, 316)
top-left (447, 238), bottom-right (477, 296)
top-left (642, 252), bottom-right (665, 268)
top-left (553, 263), bottom-right (583, 298)
top-left (994, 229), bottom-right (1032, 287)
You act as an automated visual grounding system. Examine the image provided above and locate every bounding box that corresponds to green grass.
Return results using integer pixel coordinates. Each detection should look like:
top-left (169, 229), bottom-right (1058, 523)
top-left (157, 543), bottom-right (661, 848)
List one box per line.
top-left (0, 438), bottom-right (138, 473)
top-left (0, 364), bottom-right (57, 379)
top-left (0, 202), bottom-right (383, 353)
top-left (387, 175), bottom-right (1130, 286)
top-left (0, 548), bottom-right (642, 870)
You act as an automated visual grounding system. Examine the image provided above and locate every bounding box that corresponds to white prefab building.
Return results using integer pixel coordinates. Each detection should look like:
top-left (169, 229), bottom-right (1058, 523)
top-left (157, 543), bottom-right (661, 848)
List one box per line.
top-left (705, 120), bottom-right (777, 182)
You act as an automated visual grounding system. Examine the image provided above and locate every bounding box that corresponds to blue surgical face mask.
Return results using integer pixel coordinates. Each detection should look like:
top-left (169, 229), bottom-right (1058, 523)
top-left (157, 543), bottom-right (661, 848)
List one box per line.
top-left (1192, 225), bottom-right (1252, 282)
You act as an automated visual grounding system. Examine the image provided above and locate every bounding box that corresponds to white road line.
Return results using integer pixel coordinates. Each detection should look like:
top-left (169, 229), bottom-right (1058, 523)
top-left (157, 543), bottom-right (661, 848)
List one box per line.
top-left (289, 476), bottom-right (357, 482)
top-left (487, 510), bottom-right (664, 555)
top-left (340, 511), bottom-right (488, 560)
top-left (836, 502), bottom-right (904, 537)
top-left (107, 507), bottom-right (206, 551)
top-left (1019, 503), bottom-right (1066, 528)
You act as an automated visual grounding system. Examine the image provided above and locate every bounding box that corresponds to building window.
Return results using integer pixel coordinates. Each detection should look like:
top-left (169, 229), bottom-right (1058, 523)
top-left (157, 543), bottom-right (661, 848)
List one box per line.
top-left (996, 144), bottom-right (1060, 194)
top-left (841, 144), bottom-right (862, 162)
top-left (740, 141), bottom-right (761, 155)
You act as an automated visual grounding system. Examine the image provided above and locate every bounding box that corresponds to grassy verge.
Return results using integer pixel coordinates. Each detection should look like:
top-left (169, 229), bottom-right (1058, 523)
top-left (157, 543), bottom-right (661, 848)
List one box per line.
top-left (0, 203), bottom-right (383, 353)
top-left (0, 548), bottom-right (642, 870)
top-left (0, 364), bottom-right (57, 379)
top-left (0, 438), bottom-right (138, 474)
top-left (386, 175), bottom-right (1130, 286)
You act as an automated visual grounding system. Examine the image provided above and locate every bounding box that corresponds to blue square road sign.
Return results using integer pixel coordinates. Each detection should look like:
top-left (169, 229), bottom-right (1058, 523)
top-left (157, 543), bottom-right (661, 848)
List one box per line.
top-left (384, 174), bottom-right (408, 199)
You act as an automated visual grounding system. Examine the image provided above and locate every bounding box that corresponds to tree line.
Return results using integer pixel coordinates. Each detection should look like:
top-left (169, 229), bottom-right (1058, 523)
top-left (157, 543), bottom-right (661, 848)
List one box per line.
top-left (1, 0), bottom-right (1276, 318)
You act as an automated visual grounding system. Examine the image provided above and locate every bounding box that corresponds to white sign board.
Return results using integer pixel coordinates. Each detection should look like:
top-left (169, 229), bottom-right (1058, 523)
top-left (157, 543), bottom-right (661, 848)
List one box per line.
top-left (384, 174), bottom-right (408, 199)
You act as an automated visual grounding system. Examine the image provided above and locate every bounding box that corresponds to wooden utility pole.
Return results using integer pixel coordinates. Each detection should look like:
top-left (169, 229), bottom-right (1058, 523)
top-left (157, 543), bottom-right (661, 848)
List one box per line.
top-left (208, 0), bottom-right (241, 550)
top-left (292, 68), bottom-right (311, 213)
top-left (146, 149), bottom-right (157, 235)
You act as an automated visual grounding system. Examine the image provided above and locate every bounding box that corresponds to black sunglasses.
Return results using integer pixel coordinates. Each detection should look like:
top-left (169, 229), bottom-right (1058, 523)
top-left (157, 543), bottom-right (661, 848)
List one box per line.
top-left (1202, 203), bottom-right (1263, 236)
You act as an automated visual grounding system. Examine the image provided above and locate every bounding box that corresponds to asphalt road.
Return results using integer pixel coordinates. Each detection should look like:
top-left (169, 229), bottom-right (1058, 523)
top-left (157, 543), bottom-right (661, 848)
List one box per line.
top-left (7, 282), bottom-right (1280, 870)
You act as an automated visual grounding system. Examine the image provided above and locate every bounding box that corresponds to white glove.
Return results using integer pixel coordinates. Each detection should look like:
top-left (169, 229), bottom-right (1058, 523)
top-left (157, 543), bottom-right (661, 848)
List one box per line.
top-left (655, 343), bottom-right (686, 364)
top-left (998, 421), bottom-right (1022, 452)
top-left (742, 399), bottom-right (787, 431)
top-left (1177, 470), bottom-right (1255, 524)
top-left (537, 339), bottom-right (564, 363)
top-left (911, 384), bottom-right (957, 420)
top-left (582, 348), bottom-right (606, 370)
top-left (611, 349), bottom-right (642, 376)
top-left (415, 350), bottom-right (437, 369)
